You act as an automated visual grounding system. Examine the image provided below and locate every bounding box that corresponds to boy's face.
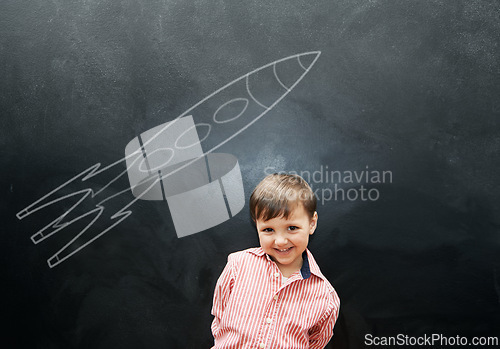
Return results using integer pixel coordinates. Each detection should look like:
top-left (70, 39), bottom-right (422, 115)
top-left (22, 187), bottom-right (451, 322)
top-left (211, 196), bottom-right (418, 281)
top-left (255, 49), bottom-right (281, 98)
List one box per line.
top-left (255, 203), bottom-right (318, 276)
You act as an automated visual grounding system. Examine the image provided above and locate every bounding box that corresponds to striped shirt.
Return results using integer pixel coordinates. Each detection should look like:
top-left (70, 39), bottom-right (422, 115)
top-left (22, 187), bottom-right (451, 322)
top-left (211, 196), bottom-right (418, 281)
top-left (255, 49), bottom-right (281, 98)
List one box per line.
top-left (211, 247), bottom-right (340, 349)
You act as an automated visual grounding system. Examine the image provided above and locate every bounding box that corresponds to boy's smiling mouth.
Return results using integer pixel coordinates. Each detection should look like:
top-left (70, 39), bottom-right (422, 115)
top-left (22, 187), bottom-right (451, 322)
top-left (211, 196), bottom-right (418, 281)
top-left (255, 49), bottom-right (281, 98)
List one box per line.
top-left (275, 247), bottom-right (293, 253)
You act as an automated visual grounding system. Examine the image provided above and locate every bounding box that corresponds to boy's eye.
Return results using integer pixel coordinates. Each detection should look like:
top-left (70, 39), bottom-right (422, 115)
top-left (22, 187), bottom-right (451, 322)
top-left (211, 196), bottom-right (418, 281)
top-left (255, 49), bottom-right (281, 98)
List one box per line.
top-left (288, 226), bottom-right (299, 231)
top-left (262, 228), bottom-right (274, 233)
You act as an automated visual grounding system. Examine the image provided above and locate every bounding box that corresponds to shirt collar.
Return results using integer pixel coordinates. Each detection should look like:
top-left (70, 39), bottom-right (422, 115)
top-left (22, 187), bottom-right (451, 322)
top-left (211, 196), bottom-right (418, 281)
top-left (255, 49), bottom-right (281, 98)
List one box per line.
top-left (247, 247), bottom-right (323, 280)
top-left (294, 250), bottom-right (308, 279)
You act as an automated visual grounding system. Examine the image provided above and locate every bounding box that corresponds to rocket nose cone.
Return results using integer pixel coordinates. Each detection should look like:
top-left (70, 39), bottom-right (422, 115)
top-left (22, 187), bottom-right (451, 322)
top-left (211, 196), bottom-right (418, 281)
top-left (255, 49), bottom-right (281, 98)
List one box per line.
top-left (297, 51), bottom-right (321, 71)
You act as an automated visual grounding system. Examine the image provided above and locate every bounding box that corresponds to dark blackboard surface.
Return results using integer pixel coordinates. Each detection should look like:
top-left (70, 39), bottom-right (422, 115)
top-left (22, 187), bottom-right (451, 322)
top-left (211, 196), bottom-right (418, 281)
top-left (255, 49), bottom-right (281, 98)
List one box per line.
top-left (2, 1), bottom-right (499, 348)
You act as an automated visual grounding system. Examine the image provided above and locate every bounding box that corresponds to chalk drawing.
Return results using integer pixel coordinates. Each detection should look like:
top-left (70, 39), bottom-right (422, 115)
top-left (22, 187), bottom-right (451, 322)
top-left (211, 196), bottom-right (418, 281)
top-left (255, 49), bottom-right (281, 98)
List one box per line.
top-left (16, 51), bottom-right (321, 268)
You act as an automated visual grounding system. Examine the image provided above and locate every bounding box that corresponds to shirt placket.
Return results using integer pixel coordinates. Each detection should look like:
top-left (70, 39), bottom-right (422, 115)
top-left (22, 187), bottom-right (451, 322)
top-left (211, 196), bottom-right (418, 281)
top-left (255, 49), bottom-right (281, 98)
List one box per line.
top-left (254, 261), bottom-right (282, 349)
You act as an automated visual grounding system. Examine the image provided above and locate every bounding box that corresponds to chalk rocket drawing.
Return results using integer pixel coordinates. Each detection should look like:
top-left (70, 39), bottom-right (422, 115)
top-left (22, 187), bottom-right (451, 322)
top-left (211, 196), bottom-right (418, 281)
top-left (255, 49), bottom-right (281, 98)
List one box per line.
top-left (16, 51), bottom-right (321, 268)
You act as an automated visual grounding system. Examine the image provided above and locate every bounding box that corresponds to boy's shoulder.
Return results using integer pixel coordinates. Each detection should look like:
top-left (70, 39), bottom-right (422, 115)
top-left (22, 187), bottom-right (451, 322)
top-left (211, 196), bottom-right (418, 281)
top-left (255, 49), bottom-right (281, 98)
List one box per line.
top-left (225, 247), bottom-right (266, 274)
top-left (228, 247), bottom-right (265, 261)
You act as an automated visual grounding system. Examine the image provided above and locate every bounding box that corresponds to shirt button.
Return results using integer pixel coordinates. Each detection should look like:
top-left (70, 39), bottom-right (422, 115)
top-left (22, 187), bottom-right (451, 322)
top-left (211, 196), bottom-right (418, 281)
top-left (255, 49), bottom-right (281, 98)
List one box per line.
top-left (273, 295), bottom-right (278, 300)
top-left (266, 318), bottom-right (272, 324)
top-left (274, 272), bottom-right (279, 277)
top-left (259, 343), bottom-right (265, 348)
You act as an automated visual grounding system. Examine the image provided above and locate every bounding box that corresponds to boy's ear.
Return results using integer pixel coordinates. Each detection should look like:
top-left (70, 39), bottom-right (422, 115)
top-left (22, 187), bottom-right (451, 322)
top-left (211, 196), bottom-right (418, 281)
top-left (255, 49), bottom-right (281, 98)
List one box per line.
top-left (309, 211), bottom-right (318, 235)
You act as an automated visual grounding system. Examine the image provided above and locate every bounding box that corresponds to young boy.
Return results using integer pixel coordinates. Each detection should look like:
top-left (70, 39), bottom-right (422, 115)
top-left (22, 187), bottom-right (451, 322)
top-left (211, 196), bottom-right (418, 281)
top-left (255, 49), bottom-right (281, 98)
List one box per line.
top-left (211, 173), bottom-right (340, 348)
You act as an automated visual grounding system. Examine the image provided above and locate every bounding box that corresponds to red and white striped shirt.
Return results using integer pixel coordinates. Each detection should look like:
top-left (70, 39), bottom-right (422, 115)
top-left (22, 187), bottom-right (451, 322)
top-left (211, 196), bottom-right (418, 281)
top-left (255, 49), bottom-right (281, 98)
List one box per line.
top-left (211, 247), bottom-right (340, 349)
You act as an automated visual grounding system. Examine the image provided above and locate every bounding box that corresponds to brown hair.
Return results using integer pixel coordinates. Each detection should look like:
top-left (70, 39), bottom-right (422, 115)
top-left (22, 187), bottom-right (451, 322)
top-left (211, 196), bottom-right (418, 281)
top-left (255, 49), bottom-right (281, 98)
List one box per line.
top-left (250, 173), bottom-right (317, 222)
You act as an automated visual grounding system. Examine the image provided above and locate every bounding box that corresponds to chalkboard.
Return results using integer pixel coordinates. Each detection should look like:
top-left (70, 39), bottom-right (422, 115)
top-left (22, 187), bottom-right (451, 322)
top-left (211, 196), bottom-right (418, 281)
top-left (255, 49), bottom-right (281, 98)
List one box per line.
top-left (2, 1), bottom-right (500, 348)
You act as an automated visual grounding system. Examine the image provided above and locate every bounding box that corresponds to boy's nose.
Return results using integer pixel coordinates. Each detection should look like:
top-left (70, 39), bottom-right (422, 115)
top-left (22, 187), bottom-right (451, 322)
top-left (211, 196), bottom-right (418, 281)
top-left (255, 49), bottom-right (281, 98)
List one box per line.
top-left (275, 235), bottom-right (288, 246)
